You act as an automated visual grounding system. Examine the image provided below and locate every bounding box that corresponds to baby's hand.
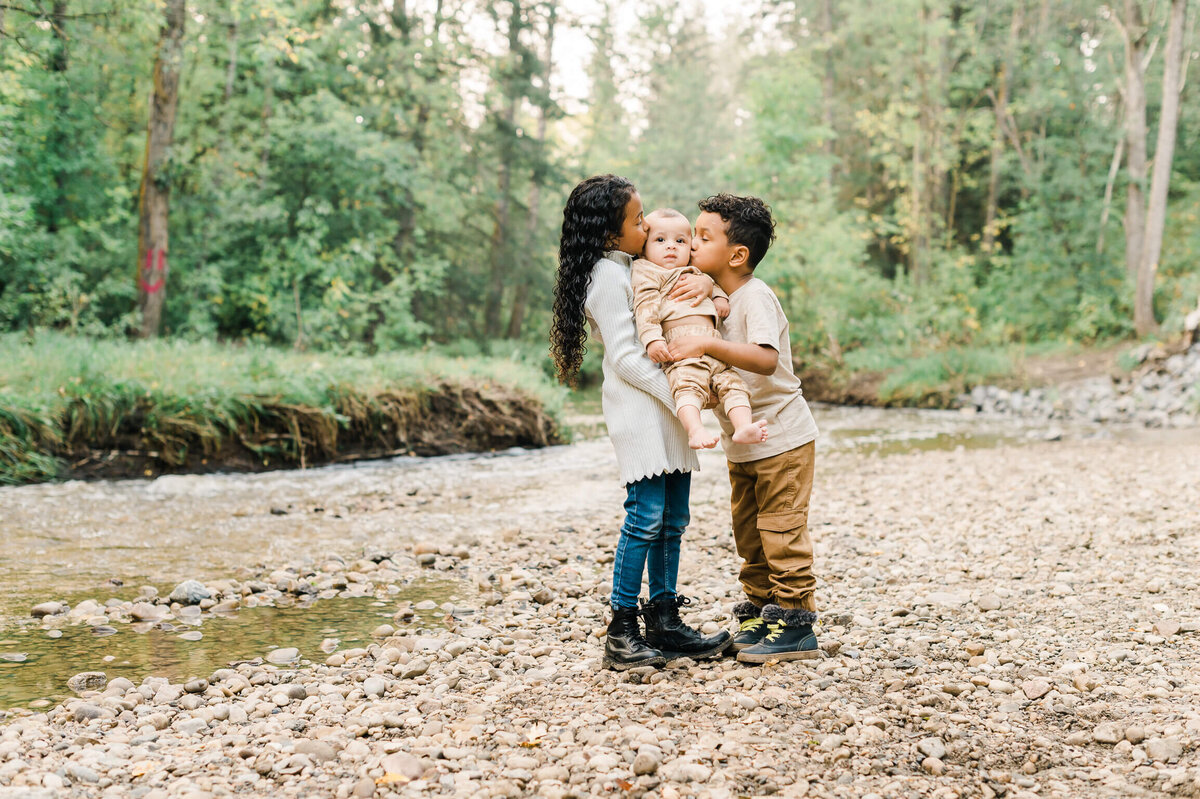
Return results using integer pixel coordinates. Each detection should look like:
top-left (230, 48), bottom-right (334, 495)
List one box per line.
top-left (714, 297), bottom-right (731, 319)
top-left (647, 340), bottom-right (672, 364)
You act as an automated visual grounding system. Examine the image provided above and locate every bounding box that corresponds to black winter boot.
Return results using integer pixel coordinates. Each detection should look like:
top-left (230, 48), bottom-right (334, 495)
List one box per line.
top-left (640, 595), bottom-right (732, 660)
top-left (730, 600), bottom-right (766, 653)
top-left (603, 606), bottom-right (667, 671)
top-left (736, 604), bottom-right (820, 663)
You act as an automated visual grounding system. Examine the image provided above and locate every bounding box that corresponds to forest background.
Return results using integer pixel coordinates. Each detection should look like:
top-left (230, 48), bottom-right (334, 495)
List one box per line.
top-left (1, 0), bottom-right (1198, 399)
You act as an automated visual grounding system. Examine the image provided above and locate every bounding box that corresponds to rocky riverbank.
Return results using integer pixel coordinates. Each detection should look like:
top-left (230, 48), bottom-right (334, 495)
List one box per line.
top-left (2, 431), bottom-right (1200, 798)
top-left (959, 342), bottom-right (1200, 427)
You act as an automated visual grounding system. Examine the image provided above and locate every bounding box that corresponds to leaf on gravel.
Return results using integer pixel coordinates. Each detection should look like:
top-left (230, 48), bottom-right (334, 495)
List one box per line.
top-left (376, 773), bottom-right (410, 785)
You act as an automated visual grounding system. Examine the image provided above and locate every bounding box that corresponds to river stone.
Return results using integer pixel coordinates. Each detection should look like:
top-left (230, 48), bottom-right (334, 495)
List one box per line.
top-left (398, 659), bottom-right (429, 679)
top-left (184, 679), bottom-right (209, 694)
top-left (31, 601), bottom-right (66, 618)
top-left (169, 580), bottom-right (213, 605)
top-left (381, 752), bottom-right (426, 780)
top-left (64, 763), bottom-right (99, 783)
top-left (1154, 619), bottom-right (1182, 637)
top-left (67, 672), bottom-right (107, 694)
top-left (976, 594), bottom-right (1002, 611)
top-left (73, 703), bottom-right (105, 721)
top-left (633, 750), bottom-right (660, 775)
top-left (661, 760), bottom-right (712, 782)
top-left (1022, 679), bottom-right (1052, 700)
top-left (177, 718), bottom-right (208, 736)
top-left (67, 599), bottom-right (104, 621)
top-left (129, 602), bottom-right (164, 621)
top-left (362, 677), bottom-right (387, 698)
top-left (296, 740), bottom-right (336, 763)
top-left (1093, 723), bottom-right (1124, 744)
top-left (917, 737), bottom-right (946, 760)
top-left (1145, 737), bottom-right (1183, 763)
top-left (267, 647), bottom-right (300, 664)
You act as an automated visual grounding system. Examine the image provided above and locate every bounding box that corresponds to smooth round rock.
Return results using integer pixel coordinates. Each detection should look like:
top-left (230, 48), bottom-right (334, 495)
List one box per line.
top-left (168, 580), bottom-right (213, 605)
top-left (31, 601), bottom-right (67, 618)
top-left (266, 647), bottom-right (300, 664)
top-left (67, 672), bottom-right (108, 694)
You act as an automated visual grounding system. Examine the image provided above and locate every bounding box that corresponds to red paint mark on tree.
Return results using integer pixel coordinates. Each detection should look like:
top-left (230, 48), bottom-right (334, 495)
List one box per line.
top-left (140, 248), bottom-right (168, 294)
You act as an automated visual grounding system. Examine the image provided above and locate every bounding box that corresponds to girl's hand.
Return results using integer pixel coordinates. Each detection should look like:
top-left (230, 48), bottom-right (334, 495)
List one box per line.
top-left (667, 272), bottom-right (714, 307)
top-left (646, 341), bottom-right (672, 364)
top-left (713, 297), bottom-right (731, 319)
top-left (668, 336), bottom-right (709, 361)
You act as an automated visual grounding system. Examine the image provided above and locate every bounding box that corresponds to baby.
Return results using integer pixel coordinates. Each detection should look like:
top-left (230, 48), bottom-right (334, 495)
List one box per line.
top-left (632, 209), bottom-right (769, 449)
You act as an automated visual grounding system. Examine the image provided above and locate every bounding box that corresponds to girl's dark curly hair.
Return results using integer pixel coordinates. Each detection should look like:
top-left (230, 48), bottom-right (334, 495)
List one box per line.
top-left (550, 174), bottom-right (636, 385)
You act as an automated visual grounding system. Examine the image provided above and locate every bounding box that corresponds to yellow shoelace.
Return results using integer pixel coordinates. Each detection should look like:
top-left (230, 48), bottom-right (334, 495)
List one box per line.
top-left (762, 622), bottom-right (786, 643)
top-left (739, 617), bottom-right (765, 633)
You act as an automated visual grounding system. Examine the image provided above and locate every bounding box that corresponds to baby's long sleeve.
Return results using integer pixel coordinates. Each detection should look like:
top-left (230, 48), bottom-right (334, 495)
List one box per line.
top-left (631, 259), bottom-right (666, 348)
top-left (586, 261), bottom-right (676, 412)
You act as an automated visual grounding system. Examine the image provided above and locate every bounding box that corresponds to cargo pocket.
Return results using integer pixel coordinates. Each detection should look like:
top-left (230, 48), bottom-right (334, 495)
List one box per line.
top-left (756, 508), bottom-right (808, 534)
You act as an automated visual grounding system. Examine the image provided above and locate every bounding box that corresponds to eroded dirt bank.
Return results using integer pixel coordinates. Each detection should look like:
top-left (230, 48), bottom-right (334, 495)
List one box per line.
top-left (60, 383), bottom-right (562, 482)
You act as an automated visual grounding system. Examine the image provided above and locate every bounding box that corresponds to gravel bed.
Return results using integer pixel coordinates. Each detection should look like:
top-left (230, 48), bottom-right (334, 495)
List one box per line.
top-left (2, 434), bottom-right (1199, 798)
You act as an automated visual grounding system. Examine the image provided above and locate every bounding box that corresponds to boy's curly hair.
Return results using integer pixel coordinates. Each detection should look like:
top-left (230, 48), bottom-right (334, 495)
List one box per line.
top-left (698, 193), bottom-right (776, 269)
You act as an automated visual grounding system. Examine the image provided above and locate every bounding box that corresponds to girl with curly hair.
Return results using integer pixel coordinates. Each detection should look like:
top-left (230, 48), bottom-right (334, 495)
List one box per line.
top-left (550, 174), bottom-right (731, 670)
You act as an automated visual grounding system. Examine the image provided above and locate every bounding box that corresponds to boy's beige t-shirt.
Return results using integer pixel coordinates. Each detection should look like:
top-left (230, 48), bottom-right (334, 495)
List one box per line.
top-left (714, 277), bottom-right (818, 463)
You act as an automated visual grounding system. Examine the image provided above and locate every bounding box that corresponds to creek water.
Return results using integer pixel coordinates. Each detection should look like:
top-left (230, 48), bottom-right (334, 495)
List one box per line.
top-left (0, 401), bottom-right (1120, 710)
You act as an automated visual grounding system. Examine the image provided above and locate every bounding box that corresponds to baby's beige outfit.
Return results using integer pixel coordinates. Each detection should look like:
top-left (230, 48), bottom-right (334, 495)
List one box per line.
top-left (631, 258), bottom-right (750, 414)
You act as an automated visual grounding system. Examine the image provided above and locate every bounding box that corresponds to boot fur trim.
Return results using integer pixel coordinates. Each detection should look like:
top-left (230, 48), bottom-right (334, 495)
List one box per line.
top-left (732, 601), bottom-right (762, 622)
top-left (761, 604), bottom-right (818, 627)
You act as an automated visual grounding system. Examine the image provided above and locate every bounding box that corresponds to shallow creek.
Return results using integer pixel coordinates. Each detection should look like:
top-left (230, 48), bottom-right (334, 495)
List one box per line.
top-left (0, 403), bottom-right (1133, 709)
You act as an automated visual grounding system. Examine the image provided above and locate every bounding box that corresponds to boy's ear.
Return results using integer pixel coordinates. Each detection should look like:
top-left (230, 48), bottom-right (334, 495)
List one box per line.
top-left (729, 244), bottom-right (751, 269)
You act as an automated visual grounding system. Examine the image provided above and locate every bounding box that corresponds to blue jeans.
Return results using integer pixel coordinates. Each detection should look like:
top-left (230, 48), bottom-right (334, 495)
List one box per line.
top-left (610, 471), bottom-right (691, 609)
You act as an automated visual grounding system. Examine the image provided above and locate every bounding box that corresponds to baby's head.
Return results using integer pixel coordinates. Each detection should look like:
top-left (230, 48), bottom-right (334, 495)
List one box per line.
top-left (642, 208), bottom-right (692, 268)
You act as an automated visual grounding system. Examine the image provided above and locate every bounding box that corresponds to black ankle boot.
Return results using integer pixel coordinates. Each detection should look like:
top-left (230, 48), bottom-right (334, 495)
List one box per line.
top-left (641, 595), bottom-right (732, 660)
top-left (730, 600), bottom-right (766, 653)
top-left (603, 606), bottom-right (667, 671)
top-left (736, 604), bottom-right (820, 664)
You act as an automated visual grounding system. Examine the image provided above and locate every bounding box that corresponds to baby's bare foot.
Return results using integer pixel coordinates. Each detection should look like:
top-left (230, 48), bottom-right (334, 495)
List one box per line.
top-left (731, 419), bottom-right (768, 444)
top-left (688, 429), bottom-right (719, 450)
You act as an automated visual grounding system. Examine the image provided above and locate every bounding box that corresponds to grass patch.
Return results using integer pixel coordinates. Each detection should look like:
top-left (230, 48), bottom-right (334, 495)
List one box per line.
top-left (0, 332), bottom-right (565, 485)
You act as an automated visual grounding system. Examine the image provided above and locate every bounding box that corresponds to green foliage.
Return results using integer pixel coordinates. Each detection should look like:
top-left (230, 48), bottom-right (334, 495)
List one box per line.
top-left (1, 0), bottom-right (1199, 403)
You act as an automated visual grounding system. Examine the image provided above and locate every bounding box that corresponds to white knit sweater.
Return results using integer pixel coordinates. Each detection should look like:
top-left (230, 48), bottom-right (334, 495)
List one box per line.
top-left (584, 251), bottom-right (699, 485)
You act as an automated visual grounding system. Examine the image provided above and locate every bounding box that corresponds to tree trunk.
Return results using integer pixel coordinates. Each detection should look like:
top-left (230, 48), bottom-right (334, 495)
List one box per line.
top-left (1097, 135), bottom-right (1125, 255)
top-left (819, 0), bottom-right (836, 190)
top-left (47, 0), bottom-right (69, 234)
top-left (259, 19), bottom-right (275, 184)
top-left (136, 0), bottom-right (186, 338)
top-left (507, 1), bottom-right (557, 340)
top-left (224, 22), bottom-right (238, 102)
top-left (1122, 0), bottom-right (1148, 285)
top-left (484, 0), bottom-right (523, 339)
top-left (984, 3), bottom-right (1021, 255)
top-left (1137, 0), bottom-right (1187, 336)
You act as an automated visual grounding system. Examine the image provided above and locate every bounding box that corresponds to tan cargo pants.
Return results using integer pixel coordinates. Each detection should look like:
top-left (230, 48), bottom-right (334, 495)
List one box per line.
top-left (727, 440), bottom-right (817, 611)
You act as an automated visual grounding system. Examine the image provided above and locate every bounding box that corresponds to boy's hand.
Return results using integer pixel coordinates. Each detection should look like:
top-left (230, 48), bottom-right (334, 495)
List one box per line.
top-left (667, 336), bottom-right (709, 361)
top-left (646, 340), bottom-right (672, 364)
top-left (667, 273), bottom-right (713, 307)
top-left (713, 296), bottom-right (731, 319)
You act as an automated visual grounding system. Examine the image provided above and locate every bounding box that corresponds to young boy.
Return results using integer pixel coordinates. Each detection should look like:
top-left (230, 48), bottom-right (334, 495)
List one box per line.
top-left (672, 193), bottom-right (821, 662)
top-left (632, 208), bottom-right (769, 450)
